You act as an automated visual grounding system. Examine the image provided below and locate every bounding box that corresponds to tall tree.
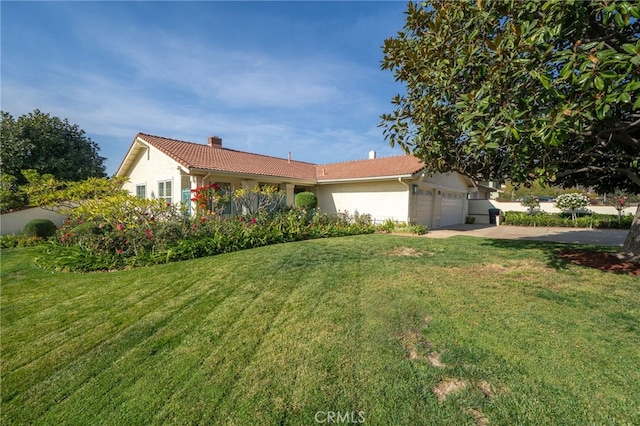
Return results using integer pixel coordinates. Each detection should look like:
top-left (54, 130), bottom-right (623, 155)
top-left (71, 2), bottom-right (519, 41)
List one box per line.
top-left (380, 0), bottom-right (640, 257)
top-left (1, 110), bottom-right (106, 184)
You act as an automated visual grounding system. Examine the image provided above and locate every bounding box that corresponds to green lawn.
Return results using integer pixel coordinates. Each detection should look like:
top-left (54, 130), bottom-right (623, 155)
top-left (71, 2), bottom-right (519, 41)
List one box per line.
top-left (1, 235), bottom-right (639, 425)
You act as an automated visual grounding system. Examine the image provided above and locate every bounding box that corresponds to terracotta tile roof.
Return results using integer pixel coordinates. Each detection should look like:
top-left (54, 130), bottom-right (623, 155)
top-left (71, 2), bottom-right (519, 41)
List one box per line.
top-left (137, 133), bottom-right (318, 181)
top-left (316, 155), bottom-right (425, 181)
top-left (120, 133), bottom-right (425, 183)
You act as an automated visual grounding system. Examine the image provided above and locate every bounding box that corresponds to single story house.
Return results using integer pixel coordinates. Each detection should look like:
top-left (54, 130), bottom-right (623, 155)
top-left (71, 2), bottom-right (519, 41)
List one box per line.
top-left (115, 133), bottom-right (478, 228)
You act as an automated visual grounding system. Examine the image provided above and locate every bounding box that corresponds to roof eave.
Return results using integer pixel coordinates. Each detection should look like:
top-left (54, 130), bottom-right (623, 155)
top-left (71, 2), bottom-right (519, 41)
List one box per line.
top-left (115, 134), bottom-right (149, 177)
top-left (187, 168), bottom-right (317, 185)
top-left (316, 174), bottom-right (416, 184)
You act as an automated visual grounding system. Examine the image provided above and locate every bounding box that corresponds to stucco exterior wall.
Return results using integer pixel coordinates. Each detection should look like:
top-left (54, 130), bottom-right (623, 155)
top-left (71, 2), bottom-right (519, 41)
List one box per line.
top-left (316, 180), bottom-right (409, 223)
top-left (122, 144), bottom-right (184, 203)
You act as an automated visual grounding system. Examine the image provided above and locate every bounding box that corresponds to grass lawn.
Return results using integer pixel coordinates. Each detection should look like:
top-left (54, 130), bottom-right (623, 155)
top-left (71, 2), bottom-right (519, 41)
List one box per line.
top-left (1, 234), bottom-right (639, 425)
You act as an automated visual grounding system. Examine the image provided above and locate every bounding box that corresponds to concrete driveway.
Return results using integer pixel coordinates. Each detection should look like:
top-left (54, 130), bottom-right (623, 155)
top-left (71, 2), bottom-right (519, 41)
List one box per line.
top-left (423, 224), bottom-right (628, 246)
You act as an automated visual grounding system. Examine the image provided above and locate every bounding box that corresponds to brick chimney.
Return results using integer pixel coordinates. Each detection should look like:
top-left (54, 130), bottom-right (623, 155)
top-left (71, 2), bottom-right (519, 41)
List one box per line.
top-left (208, 136), bottom-right (222, 148)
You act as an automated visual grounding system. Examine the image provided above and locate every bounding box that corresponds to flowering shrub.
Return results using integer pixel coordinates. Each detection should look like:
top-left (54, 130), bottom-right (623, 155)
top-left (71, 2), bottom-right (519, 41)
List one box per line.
top-left (53, 194), bottom-right (189, 259)
top-left (22, 173), bottom-right (375, 271)
top-left (36, 206), bottom-right (374, 272)
top-left (611, 193), bottom-right (629, 225)
top-left (554, 193), bottom-right (589, 220)
top-left (190, 183), bottom-right (230, 216)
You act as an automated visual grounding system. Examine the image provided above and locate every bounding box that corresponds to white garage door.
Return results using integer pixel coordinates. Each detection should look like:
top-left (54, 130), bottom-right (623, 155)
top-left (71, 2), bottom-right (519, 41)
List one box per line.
top-left (440, 192), bottom-right (465, 227)
top-left (415, 189), bottom-right (433, 227)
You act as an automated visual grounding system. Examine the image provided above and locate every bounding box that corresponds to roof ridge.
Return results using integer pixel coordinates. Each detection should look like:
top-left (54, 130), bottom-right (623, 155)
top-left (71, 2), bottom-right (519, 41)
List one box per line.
top-left (318, 154), bottom-right (420, 167)
top-left (137, 132), bottom-right (317, 166)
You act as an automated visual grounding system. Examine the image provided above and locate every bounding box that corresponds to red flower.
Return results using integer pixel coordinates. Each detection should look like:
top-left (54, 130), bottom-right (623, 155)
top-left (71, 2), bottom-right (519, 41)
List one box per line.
top-left (145, 229), bottom-right (153, 239)
top-left (117, 223), bottom-right (124, 231)
top-left (251, 218), bottom-right (257, 224)
top-left (116, 249), bottom-right (123, 255)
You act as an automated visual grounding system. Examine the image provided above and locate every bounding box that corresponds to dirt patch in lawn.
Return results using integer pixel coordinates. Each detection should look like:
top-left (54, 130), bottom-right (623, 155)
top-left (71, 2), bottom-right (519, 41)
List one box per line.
top-left (426, 351), bottom-right (446, 367)
top-left (558, 250), bottom-right (640, 276)
top-left (477, 380), bottom-right (493, 398)
top-left (432, 378), bottom-right (468, 401)
top-left (389, 247), bottom-right (423, 257)
top-left (467, 408), bottom-right (489, 426)
top-left (399, 330), bottom-right (432, 359)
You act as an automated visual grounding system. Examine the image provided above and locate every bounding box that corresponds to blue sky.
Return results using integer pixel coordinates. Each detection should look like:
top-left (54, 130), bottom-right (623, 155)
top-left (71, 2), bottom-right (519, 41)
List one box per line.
top-left (1, 1), bottom-right (409, 176)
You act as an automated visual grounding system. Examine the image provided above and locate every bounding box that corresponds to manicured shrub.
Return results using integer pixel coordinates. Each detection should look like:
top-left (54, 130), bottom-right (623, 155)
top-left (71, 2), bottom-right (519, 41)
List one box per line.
top-left (23, 219), bottom-right (57, 239)
top-left (502, 211), bottom-right (631, 229)
top-left (295, 192), bottom-right (318, 210)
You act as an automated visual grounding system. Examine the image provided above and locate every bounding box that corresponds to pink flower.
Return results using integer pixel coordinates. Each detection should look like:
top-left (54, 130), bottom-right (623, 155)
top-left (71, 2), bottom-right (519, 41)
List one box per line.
top-left (251, 218), bottom-right (257, 224)
top-left (145, 229), bottom-right (153, 239)
top-left (116, 249), bottom-right (123, 255)
top-left (117, 223), bottom-right (124, 231)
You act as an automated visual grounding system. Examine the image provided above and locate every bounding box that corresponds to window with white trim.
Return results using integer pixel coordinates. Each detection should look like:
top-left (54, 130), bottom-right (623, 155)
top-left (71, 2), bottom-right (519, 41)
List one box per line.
top-left (135, 184), bottom-right (146, 199)
top-left (158, 180), bottom-right (172, 203)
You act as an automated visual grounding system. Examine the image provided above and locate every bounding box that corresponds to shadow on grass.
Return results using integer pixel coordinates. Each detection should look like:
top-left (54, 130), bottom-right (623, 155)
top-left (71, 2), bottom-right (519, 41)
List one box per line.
top-left (476, 237), bottom-right (621, 272)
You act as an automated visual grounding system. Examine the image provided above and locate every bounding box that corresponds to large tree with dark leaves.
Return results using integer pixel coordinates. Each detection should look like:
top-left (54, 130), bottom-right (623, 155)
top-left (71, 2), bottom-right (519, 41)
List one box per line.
top-left (1, 110), bottom-right (106, 184)
top-left (380, 0), bottom-right (640, 257)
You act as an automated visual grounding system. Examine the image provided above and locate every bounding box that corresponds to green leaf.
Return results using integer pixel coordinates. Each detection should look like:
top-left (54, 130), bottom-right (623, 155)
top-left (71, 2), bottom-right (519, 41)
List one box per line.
top-left (539, 74), bottom-right (551, 89)
top-left (622, 43), bottom-right (637, 55)
top-left (633, 96), bottom-right (640, 111)
top-left (620, 92), bottom-right (631, 103)
top-left (559, 62), bottom-right (573, 80)
top-left (594, 76), bottom-right (604, 91)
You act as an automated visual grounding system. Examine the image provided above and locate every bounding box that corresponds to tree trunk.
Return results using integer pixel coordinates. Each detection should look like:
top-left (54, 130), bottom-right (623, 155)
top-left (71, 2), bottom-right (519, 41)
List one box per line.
top-left (621, 204), bottom-right (640, 260)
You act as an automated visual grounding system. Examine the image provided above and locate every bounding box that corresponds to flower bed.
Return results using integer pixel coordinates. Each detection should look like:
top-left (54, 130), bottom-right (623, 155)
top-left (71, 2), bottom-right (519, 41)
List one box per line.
top-left (35, 208), bottom-right (374, 272)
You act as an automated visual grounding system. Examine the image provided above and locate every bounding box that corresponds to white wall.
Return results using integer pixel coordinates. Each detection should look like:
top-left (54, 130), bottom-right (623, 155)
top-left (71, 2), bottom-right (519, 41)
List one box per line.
top-left (122, 144), bottom-right (184, 202)
top-left (1, 207), bottom-right (66, 235)
top-left (469, 200), bottom-right (636, 224)
top-left (317, 180), bottom-right (409, 223)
